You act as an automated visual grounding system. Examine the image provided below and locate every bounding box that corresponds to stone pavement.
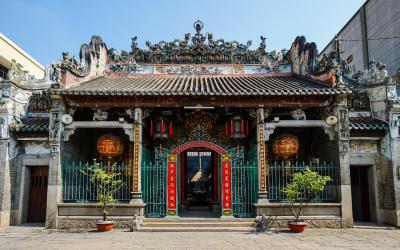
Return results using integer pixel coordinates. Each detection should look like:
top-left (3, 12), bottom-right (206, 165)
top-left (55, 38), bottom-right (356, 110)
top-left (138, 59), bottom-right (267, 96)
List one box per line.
top-left (0, 225), bottom-right (400, 250)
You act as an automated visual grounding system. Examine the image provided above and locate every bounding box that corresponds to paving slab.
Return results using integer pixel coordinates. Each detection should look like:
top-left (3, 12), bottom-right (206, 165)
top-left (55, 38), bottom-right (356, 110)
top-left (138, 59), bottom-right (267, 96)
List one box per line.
top-left (0, 226), bottom-right (400, 250)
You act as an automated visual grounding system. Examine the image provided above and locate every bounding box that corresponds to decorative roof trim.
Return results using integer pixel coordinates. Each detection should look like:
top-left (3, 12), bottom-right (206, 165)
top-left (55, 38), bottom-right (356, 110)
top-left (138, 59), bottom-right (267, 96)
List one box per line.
top-left (51, 75), bottom-right (350, 97)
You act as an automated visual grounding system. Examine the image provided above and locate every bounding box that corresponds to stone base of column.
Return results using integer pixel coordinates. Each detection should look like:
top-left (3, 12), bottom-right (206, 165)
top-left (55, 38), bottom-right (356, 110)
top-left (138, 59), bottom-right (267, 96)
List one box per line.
top-left (130, 191), bottom-right (144, 205)
top-left (255, 191), bottom-right (270, 216)
top-left (257, 190), bottom-right (269, 204)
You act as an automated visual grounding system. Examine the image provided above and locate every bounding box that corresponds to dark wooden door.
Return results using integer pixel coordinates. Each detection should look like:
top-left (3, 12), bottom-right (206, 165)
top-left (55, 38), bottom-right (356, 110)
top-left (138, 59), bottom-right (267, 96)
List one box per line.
top-left (350, 166), bottom-right (371, 222)
top-left (28, 166), bottom-right (48, 223)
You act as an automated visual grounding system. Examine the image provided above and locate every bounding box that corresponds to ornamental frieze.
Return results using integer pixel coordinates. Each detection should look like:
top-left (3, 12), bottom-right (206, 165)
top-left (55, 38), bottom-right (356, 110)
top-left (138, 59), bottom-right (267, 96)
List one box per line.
top-left (107, 20), bottom-right (290, 66)
top-left (105, 63), bottom-right (291, 75)
top-left (349, 140), bottom-right (378, 154)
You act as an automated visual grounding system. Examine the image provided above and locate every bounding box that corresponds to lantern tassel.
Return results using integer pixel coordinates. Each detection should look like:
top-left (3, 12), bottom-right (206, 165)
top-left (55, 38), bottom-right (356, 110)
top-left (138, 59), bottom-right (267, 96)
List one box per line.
top-left (225, 122), bottom-right (229, 137)
top-left (230, 119), bottom-right (233, 135)
top-left (150, 120), bottom-right (154, 137)
top-left (241, 119), bottom-right (245, 135)
top-left (246, 121), bottom-right (249, 136)
top-left (169, 121), bottom-right (173, 138)
top-left (161, 119), bottom-right (165, 135)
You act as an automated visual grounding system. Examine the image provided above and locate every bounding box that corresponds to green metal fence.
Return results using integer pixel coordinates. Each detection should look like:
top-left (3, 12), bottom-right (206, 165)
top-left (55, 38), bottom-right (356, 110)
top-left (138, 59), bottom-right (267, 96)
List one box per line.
top-left (141, 161), bottom-right (167, 217)
top-left (268, 161), bottom-right (337, 202)
top-left (62, 161), bottom-right (130, 202)
top-left (232, 161), bottom-right (258, 217)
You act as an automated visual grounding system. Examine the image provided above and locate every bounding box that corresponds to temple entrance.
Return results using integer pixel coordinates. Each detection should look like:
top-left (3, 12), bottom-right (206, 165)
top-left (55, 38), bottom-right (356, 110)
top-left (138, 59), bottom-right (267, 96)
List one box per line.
top-left (27, 166), bottom-right (48, 223)
top-left (166, 141), bottom-right (233, 218)
top-left (181, 149), bottom-right (217, 213)
top-left (350, 165), bottom-right (372, 222)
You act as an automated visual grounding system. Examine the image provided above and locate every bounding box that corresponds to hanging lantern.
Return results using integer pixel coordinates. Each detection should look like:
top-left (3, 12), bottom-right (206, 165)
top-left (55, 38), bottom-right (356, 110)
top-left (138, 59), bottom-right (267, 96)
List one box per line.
top-left (97, 134), bottom-right (124, 159)
top-left (272, 133), bottom-right (299, 160)
top-left (230, 115), bottom-right (245, 139)
top-left (225, 122), bottom-right (229, 137)
top-left (154, 117), bottom-right (168, 140)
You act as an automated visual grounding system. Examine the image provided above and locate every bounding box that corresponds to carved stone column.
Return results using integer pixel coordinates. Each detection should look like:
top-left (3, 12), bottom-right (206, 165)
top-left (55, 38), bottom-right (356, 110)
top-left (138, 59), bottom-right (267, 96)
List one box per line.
top-left (46, 94), bottom-right (64, 229)
top-left (130, 108), bottom-right (144, 210)
top-left (256, 108), bottom-right (269, 205)
top-left (0, 103), bottom-right (10, 227)
top-left (335, 95), bottom-right (353, 228)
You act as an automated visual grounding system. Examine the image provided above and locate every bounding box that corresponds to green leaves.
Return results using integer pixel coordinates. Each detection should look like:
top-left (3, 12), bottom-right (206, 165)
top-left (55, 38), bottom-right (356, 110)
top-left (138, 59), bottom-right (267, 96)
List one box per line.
top-left (81, 159), bottom-right (124, 221)
top-left (282, 167), bottom-right (331, 221)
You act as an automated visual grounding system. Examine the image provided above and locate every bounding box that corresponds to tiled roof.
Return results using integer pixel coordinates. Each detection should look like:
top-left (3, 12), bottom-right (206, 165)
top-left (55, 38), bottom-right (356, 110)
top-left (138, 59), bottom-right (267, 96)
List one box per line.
top-left (10, 118), bottom-right (49, 132)
top-left (52, 75), bottom-right (350, 96)
top-left (349, 117), bottom-right (388, 131)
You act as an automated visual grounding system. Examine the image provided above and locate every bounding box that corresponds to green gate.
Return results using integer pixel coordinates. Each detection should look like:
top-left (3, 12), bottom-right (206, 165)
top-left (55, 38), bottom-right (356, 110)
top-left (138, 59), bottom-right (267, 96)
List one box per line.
top-left (232, 161), bottom-right (258, 217)
top-left (141, 161), bottom-right (167, 217)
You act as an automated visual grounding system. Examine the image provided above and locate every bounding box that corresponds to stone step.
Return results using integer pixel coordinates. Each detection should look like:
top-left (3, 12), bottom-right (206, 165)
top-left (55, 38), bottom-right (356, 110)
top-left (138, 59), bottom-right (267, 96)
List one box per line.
top-left (141, 222), bottom-right (257, 227)
top-left (143, 218), bottom-right (255, 223)
top-left (353, 223), bottom-right (397, 230)
top-left (137, 226), bottom-right (257, 232)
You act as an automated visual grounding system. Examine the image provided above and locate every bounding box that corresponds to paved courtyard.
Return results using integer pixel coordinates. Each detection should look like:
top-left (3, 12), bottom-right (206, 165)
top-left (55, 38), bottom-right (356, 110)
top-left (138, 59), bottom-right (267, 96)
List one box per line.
top-left (0, 225), bottom-right (399, 250)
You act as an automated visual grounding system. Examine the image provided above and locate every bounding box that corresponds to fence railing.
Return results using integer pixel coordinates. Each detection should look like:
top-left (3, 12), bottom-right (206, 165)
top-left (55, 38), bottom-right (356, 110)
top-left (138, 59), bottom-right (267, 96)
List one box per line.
top-left (268, 161), bottom-right (337, 202)
top-left (232, 161), bottom-right (258, 217)
top-left (141, 161), bottom-right (167, 217)
top-left (62, 161), bottom-right (131, 203)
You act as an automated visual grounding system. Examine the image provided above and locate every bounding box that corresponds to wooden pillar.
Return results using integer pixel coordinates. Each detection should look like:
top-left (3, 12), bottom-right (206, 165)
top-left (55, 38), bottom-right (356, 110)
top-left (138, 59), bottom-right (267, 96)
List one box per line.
top-left (130, 108), bottom-right (144, 209)
top-left (256, 108), bottom-right (268, 204)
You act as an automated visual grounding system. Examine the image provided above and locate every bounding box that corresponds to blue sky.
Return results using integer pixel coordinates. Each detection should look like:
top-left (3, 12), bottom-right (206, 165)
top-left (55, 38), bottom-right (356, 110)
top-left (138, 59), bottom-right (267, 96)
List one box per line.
top-left (2, 0), bottom-right (365, 66)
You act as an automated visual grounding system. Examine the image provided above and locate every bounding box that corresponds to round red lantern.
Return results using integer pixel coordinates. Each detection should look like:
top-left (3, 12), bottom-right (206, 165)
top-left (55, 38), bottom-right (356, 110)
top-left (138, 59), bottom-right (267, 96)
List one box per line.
top-left (97, 134), bottom-right (124, 159)
top-left (272, 133), bottom-right (299, 160)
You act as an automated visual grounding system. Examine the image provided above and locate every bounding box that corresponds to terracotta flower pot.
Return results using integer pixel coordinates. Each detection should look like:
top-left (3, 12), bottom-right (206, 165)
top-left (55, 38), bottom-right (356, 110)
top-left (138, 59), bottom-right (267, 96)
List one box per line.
top-left (288, 221), bottom-right (307, 233)
top-left (96, 220), bottom-right (114, 231)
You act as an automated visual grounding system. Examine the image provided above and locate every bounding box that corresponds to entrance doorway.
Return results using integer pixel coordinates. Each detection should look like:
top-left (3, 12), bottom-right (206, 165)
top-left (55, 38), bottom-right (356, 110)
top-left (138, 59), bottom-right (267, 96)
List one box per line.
top-left (350, 165), bottom-right (372, 222)
top-left (27, 166), bottom-right (48, 223)
top-left (181, 148), bottom-right (217, 212)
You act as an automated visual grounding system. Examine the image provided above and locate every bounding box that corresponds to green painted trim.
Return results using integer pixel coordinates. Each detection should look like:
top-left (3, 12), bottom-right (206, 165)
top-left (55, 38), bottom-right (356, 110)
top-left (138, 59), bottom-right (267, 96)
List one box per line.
top-left (220, 215), bottom-right (235, 219)
top-left (164, 215), bottom-right (180, 219)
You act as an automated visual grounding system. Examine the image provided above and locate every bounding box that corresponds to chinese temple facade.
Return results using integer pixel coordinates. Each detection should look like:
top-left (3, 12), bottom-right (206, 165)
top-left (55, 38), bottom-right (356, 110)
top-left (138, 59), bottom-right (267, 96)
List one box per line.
top-left (1, 21), bottom-right (400, 229)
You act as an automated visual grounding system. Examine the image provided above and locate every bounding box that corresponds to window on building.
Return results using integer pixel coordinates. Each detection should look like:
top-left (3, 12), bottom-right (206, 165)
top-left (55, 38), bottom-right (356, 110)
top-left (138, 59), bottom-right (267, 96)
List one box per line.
top-left (0, 64), bottom-right (8, 79)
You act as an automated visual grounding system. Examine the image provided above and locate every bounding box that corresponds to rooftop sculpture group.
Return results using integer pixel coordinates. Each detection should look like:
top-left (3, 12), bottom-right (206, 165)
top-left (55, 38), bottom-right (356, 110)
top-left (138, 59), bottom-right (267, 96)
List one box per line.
top-left (108, 20), bottom-right (288, 65)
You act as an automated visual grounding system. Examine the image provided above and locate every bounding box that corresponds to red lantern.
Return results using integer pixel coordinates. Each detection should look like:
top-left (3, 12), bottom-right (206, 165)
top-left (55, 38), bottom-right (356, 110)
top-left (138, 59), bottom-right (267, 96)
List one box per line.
top-left (169, 121), bottom-right (173, 138)
top-left (161, 119), bottom-right (165, 135)
top-left (272, 133), bottom-right (299, 160)
top-left (246, 121), bottom-right (249, 136)
top-left (225, 122), bottom-right (229, 137)
top-left (241, 119), bottom-right (245, 134)
top-left (97, 134), bottom-right (124, 159)
top-left (150, 120), bottom-right (154, 137)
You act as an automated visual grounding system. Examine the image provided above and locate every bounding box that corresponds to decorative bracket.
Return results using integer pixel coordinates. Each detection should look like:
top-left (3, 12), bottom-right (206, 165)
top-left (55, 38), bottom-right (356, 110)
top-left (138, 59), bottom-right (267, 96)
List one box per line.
top-left (264, 120), bottom-right (336, 141)
top-left (63, 121), bottom-right (135, 141)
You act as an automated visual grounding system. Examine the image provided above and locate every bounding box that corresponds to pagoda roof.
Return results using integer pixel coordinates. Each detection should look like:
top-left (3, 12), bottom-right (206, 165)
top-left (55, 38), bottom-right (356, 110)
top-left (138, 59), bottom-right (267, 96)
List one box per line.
top-left (349, 117), bottom-right (388, 131)
top-left (52, 75), bottom-right (349, 96)
top-left (10, 117), bottom-right (49, 132)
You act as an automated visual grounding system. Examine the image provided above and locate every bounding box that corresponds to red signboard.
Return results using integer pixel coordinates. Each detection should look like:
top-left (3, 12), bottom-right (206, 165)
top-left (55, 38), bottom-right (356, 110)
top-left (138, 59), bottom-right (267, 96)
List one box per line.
top-left (172, 141), bottom-right (226, 155)
top-left (167, 161), bottom-right (177, 210)
top-left (222, 161), bottom-right (231, 209)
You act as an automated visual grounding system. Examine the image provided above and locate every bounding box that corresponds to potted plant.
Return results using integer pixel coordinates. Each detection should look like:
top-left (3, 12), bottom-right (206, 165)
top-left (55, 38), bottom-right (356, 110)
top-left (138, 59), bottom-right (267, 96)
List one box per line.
top-left (282, 167), bottom-right (331, 233)
top-left (81, 160), bottom-right (124, 231)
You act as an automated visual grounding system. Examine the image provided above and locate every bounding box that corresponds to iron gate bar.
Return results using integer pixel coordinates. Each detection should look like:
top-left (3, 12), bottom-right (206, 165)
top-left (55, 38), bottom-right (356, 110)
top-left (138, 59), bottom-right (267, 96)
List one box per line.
top-left (232, 161), bottom-right (258, 217)
top-left (142, 161), bottom-right (167, 217)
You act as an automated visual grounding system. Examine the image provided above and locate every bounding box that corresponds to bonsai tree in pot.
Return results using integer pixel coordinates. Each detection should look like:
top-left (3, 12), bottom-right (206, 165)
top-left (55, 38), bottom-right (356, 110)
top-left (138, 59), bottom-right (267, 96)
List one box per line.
top-left (282, 167), bottom-right (331, 233)
top-left (82, 160), bottom-right (124, 231)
